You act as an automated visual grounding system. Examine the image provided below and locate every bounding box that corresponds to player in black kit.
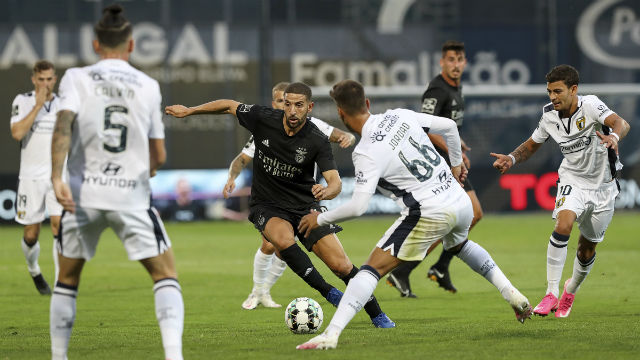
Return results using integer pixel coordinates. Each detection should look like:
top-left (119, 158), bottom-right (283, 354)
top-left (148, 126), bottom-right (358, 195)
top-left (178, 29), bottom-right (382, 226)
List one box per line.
top-left (166, 82), bottom-right (395, 328)
top-left (387, 40), bottom-right (483, 297)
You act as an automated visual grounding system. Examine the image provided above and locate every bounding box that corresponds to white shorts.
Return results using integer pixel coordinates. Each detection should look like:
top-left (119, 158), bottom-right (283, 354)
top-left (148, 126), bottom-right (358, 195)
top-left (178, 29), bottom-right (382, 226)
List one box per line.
top-left (376, 193), bottom-right (473, 261)
top-left (552, 180), bottom-right (618, 242)
top-left (15, 178), bottom-right (63, 225)
top-left (58, 207), bottom-right (171, 261)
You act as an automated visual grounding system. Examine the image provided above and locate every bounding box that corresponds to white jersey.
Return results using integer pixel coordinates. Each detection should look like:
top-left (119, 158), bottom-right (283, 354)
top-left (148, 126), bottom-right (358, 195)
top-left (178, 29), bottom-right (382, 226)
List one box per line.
top-left (241, 116), bottom-right (333, 157)
top-left (58, 59), bottom-right (164, 211)
top-left (531, 95), bottom-right (617, 189)
top-left (353, 108), bottom-right (465, 214)
top-left (11, 91), bottom-right (60, 180)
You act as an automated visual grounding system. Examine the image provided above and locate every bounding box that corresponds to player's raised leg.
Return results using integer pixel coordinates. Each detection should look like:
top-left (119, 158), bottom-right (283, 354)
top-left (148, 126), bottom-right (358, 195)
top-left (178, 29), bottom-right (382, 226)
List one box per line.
top-left (298, 248), bottom-right (401, 350)
top-left (311, 234), bottom-right (394, 328)
top-left (556, 233), bottom-right (598, 318)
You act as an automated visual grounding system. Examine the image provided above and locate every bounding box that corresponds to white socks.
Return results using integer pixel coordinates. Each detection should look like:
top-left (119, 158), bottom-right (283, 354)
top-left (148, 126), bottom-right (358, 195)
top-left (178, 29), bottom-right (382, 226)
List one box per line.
top-left (22, 239), bottom-right (41, 277)
top-left (264, 256), bottom-right (287, 292)
top-left (455, 240), bottom-right (513, 301)
top-left (546, 232), bottom-right (569, 297)
top-left (50, 283), bottom-right (77, 360)
top-left (325, 269), bottom-right (379, 336)
top-left (567, 253), bottom-right (595, 294)
top-left (153, 279), bottom-right (184, 360)
top-left (251, 248), bottom-right (287, 295)
top-left (251, 249), bottom-right (272, 295)
top-left (50, 279), bottom-right (184, 360)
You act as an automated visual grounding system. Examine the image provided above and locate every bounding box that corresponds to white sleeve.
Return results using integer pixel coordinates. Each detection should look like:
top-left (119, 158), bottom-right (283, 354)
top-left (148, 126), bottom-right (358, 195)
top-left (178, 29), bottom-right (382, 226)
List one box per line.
top-left (586, 95), bottom-right (615, 124)
top-left (57, 70), bottom-right (81, 113)
top-left (531, 116), bottom-right (549, 143)
top-left (241, 136), bottom-right (255, 158)
top-left (10, 95), bottom-right (27, 124)
top-left (310, 117), bottom-right (334, 137)
top-left (415, 112), bottom-right (462, 167)
top-left (317, 191), bottom-right (373, 225)
top-left (148, 82), bottom-right (165, 139)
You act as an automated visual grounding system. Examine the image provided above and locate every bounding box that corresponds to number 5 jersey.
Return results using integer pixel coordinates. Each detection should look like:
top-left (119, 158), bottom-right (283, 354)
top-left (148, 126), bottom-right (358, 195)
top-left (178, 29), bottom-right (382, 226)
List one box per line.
top-left (58, 59), bottom-right (164, 210)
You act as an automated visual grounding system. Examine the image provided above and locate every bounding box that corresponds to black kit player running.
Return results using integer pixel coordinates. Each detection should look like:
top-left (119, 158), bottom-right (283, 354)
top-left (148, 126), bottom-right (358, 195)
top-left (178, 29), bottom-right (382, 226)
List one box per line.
top-left (165, 88), bottom-right (394, 328)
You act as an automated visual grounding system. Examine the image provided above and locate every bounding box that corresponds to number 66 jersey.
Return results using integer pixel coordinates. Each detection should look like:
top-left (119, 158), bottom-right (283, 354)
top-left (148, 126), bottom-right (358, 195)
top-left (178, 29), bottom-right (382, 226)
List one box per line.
top-left (352, 108), bottom-right (466, 214)
top-left (58, 59), bottom-right (164, 211)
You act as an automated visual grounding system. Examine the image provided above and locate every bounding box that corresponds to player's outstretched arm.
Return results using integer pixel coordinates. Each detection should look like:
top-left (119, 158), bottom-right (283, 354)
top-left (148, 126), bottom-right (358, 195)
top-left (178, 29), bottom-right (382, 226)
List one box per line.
top-left (224, 152), bottom-right (252, 199)
top-left (490, 137), bottom-right (541, 174)
top-left (51, 110), bottom-right (76, 213)
top-left (165, 99), bottom-right (241, 118)
top-left (329, 128), bottom-right (356, 148)
top-left (596, 113), bottom-right (631, 156)
top-left (312, 169), bottom-right (342, 201)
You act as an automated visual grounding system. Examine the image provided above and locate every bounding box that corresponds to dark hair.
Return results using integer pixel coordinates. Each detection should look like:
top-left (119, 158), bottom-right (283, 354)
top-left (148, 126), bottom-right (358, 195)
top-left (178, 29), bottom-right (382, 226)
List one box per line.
top-left (272, 82), bottom-right (290, 97)
top-left (32, 60), bottom-right (54, 74)
top-left (329, 80), bottom-right (366, 116)
top-left (442, 40), bottom-right (465, 56)
top-left (94, 4), bottom-right (132, 48)
top-left (546, 65), bottom-right (579, 88)
top-left (284, 82), bottom-right (312, 101)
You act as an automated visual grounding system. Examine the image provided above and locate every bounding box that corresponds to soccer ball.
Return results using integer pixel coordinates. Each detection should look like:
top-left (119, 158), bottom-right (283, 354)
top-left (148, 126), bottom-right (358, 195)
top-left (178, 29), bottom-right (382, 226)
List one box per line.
top-left (285, 297), bottom-right (323, 334)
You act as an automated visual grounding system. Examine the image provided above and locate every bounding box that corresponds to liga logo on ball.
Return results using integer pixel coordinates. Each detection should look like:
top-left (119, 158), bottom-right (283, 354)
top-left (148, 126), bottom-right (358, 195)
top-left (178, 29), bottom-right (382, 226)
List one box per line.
top-left (285, 297), bottom-right (323, 334)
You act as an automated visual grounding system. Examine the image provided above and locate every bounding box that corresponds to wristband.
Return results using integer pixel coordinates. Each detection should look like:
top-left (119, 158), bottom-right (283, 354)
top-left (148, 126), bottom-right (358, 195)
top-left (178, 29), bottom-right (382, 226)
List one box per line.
top-left (610, 132), bottom-right (619, 142)
top-left (508, 154), bottom-right (516, 165)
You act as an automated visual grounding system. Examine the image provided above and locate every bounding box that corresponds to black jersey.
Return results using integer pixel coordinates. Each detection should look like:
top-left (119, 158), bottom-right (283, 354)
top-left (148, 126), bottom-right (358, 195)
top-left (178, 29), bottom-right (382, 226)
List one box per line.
top-left (235, 104), bottom-right (337, 211)
top-left (420, 74), bottom-right (464, 128)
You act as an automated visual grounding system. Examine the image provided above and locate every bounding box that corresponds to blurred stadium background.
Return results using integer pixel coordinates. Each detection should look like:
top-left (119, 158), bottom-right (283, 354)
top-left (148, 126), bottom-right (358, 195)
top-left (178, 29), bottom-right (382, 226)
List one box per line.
top-left (1, 0), bottom-right (639, 224)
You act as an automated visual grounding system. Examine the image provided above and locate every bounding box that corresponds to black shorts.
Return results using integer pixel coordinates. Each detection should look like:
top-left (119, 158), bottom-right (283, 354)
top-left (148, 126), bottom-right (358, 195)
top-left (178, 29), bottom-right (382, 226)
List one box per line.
top-left (434, 143), bottom-right (475, 191)
top-left (248, 204), bottom-right (343, 252)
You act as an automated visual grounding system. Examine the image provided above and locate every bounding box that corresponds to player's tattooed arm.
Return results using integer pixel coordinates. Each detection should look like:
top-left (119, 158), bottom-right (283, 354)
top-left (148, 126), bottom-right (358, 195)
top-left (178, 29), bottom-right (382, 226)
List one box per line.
top-left (490, 137), bottom-right (541, 174)
top-left (51, 110), bottom-right (76, 212)
top-left (223, 153), bottom-right (252, 199)
top-left (511, 138), bottom-right (541, 164)
top-left (51, 110), bottom-right (75, 181)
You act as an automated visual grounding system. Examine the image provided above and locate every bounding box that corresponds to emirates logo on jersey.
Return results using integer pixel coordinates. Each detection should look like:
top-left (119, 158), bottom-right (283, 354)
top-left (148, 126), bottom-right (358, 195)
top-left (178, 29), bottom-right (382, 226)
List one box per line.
top-left (101, 161), bottom-right (123, 176)
top-left (576, 116), bottom-right (586, 131)
top-left (295, 147), bottom-right (307, 163)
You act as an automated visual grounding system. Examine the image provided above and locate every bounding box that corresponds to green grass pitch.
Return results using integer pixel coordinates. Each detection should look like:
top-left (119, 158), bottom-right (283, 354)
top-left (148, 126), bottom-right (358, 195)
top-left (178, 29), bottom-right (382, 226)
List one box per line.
top-left (1, 212), bottom-right (639, 359)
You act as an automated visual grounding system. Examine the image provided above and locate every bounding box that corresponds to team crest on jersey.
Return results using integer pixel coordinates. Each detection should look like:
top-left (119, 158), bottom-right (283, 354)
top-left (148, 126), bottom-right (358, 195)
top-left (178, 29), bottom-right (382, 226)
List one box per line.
top-left (355, 171), bottom-right (367, 185)
top-left (101, 161), bottom-right (123, 176)
top-left (237, 104), bottom-right (253, 113)
top-left (12, 104), bottom-right (19, 116)
top-left (576, 116), bottom-right (586, 131)
top-left (295, 147), bottom-right (307, 163)
top-left (17, 211), bottom-right (25, 219)
top-left (556, 197), bottom-right (565, 208)
top-left (370, 131), bottom-right (386, 142)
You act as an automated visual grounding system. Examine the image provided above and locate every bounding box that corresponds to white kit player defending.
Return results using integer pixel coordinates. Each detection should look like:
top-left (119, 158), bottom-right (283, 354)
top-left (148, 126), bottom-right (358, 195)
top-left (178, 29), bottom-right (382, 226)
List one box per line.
top-left (49, 5), bottom-right (184, 360)
top-left (10, 60), bottom-right (63, 295)
top-left (297, 80), bottom-right (531, 350)
top-left (491, 65), bottom-right (630, 319)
